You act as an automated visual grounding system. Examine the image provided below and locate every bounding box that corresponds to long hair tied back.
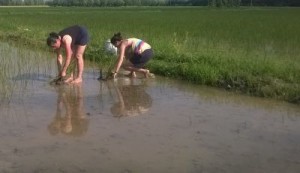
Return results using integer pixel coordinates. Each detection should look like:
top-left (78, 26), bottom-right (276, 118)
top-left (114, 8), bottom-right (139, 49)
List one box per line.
top-left (47, 32), bottom-right (59, 46)
top-left (110, 32), bottom-right (122, 45)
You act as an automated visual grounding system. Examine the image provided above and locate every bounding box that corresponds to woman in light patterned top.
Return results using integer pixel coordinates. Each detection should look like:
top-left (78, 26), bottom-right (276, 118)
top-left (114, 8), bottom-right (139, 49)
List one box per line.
top-left (110, 32), bottom-right (154, 78)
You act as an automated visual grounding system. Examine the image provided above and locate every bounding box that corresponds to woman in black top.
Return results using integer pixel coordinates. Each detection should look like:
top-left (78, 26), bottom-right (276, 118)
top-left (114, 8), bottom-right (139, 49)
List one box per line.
top-left (47, 25), bottom-right (89, 84)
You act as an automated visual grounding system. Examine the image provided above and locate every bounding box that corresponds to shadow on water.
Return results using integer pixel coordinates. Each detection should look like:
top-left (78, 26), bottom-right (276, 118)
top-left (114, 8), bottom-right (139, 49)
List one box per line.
top-left (1, 42), bottom-right (300, 173)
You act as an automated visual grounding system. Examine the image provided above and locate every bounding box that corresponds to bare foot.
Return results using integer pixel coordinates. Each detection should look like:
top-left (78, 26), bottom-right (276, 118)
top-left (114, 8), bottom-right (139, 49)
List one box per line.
top-left (125, 72), bottom-right (136, 78)
top-left (63, 76), bottom-right (74, 83)
top-left (144, 70), bottom-right (155, 78)
top-left (148, 73), bottom-right (155, 78)
top-left (132, 72), bottom-right (137, 78)
top-left (70, 78), bottom-right (82, 84)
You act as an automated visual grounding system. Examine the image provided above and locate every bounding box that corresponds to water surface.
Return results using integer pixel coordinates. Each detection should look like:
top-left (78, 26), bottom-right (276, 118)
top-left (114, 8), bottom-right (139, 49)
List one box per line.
top-left (0, 43), bottom-right (300, 173)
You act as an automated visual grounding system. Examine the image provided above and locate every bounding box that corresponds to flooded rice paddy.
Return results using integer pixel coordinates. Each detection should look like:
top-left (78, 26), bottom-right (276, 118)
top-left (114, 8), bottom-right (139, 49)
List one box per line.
top-left (0, 42), bottom-right (300, 173)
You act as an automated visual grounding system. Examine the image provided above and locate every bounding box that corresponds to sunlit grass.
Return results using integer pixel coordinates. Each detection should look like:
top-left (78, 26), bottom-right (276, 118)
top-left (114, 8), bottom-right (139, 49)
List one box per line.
top-left (0, 7), bottom-right (299, 103)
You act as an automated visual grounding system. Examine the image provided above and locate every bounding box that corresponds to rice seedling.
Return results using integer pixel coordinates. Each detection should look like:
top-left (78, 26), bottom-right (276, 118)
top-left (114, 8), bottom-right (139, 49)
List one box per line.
top-left (0, 6), bottom-right (299, 103)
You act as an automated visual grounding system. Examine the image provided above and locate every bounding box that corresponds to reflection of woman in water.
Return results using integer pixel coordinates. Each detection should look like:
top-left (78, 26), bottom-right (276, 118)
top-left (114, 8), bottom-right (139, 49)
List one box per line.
top-left (48, 84), bottom-right (88, 137)
top-left (108, 80), bottom-right (152, 118)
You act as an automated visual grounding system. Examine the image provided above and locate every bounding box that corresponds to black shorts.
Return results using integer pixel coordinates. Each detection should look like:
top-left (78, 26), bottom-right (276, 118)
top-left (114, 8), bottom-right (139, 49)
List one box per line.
top-left (76, 26), bottom-right (89, 45)
top-left (130, 49), bottom-right (153, 68)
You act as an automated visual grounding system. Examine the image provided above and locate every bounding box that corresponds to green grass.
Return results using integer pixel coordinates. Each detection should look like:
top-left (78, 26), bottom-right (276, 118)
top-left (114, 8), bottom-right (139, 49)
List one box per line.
top-left (0, 6), bottom-right (299, 103)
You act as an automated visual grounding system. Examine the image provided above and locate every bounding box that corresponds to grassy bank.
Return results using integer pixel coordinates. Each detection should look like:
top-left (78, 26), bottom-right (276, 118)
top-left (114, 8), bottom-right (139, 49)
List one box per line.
top-left (0, 7), bottom-right (299, 103)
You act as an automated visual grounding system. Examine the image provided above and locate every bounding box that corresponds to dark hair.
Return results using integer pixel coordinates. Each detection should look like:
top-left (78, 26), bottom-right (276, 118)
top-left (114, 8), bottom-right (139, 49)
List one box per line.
top-left (110, 32), bottom-right (122, 45)
top-left (47, 32), bottom-right (59, 46)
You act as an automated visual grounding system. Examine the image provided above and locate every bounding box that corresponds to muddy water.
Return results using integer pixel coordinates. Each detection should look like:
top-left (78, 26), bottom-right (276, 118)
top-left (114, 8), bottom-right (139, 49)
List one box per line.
top-left (0, 43), bottom-right (300, 173)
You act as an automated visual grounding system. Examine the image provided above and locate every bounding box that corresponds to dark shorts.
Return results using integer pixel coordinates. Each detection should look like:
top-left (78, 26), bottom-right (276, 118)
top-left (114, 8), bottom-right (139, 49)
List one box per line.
top-left (75, 26), bottom-right (89, 46)
top-left (130, 49), bottom-right (153, 68)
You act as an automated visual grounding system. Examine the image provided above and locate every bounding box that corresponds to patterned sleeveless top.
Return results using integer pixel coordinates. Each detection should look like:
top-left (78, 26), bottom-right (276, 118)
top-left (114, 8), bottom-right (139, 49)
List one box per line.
top-left (127, 38), bottom-right (151, 54)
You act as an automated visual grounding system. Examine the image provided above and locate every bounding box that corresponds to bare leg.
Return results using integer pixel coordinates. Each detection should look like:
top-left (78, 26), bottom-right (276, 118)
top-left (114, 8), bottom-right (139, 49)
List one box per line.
top-left (71, 45), bottom-right (86, 84)
top-left (124, 66), bottom-right (154, 78)
top-left (64, 58), bottom-right (76, 83)
top-left (57, 54), bottom-right (63, 74)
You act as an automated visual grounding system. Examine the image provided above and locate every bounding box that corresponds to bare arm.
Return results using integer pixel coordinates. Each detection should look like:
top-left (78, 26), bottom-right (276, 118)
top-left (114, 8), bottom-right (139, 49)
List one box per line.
top-left (60, 35), bottom-right (73, 77)
top-left (56, 48), bottom-right (63, 73)
top-left (114, 41), bottom-right (127, 74)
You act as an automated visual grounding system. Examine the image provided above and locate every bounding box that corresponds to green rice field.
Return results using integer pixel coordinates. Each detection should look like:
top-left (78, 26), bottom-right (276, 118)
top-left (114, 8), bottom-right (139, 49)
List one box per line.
top-left (0, 6), bottom-right (299, 103)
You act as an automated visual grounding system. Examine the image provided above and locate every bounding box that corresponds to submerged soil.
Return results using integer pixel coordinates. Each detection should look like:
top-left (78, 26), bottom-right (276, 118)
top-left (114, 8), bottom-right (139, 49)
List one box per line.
top-left (0, 43), bottom-right (300, 173)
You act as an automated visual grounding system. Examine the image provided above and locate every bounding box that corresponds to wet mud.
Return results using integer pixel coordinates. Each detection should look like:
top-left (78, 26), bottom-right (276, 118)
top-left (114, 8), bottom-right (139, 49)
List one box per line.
top-left (0, 43), bottom-right (300, 173)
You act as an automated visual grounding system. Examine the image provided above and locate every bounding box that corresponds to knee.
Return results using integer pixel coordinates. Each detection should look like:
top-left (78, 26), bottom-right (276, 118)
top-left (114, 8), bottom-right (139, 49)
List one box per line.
top-left (75, 53), bottom-right (83, 60)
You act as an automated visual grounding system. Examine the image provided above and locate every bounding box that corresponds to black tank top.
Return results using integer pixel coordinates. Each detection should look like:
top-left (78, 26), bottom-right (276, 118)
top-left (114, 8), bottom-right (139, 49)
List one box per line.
top-left (58, 25), bottom-right (82, 46)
